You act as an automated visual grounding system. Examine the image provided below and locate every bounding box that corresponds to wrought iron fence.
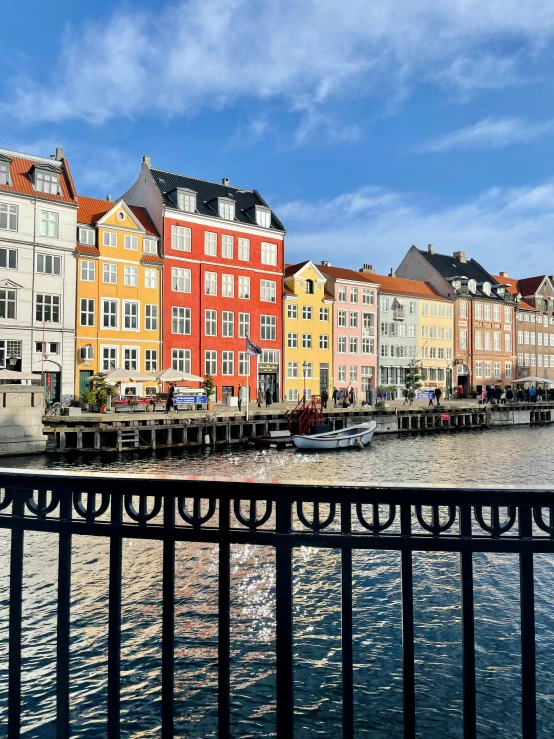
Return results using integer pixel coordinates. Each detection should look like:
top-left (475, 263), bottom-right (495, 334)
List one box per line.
top-left (1, 467), bottom-right (554, 738)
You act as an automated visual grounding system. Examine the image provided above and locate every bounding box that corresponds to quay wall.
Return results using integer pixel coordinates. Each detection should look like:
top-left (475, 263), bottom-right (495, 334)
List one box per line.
top-left (0, 386), bottom-right (47, 456)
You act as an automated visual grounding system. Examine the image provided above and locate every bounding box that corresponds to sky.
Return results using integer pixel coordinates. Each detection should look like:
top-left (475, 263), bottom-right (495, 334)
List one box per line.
top-left (2, 0), bottom-right (554, 278)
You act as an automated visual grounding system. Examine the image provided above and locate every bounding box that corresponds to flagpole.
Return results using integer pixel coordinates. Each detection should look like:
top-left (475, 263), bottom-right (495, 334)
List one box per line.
top-left (245, 335), bottom-right (250, 422)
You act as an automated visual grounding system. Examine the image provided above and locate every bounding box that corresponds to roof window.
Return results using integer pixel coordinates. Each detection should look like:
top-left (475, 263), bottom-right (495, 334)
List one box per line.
top-left (218, 198), bottom-right (235, 221)
top-left (0, 155), bottom-right (11, 186)
top-left (255, 206), bottom-right (271, 228)
top-left (468, 279), bottom-right (477, 293)
top-left (176, 189), bottom-right (196, 213)
top-left (482, 281), bottom-right (491, 296)
top-left (34, 167), bottom-right (60, 195)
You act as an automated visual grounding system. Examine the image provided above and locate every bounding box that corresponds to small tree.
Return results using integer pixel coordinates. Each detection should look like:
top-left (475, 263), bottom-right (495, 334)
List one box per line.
top-left (405, 363), bottom-right (423, 392)
top-left (202, 373), bottom-right (215, 401)
top-left (87, 372), bottom-right (117, 408)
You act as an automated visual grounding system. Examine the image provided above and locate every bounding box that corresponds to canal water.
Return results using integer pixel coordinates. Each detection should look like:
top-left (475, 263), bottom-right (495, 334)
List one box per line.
top-left (1, 426), bottom-right (554, 738)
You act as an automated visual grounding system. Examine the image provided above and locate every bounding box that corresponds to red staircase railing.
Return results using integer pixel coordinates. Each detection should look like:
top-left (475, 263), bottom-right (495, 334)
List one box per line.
top-left (288, 395), bottom-right (323, 435)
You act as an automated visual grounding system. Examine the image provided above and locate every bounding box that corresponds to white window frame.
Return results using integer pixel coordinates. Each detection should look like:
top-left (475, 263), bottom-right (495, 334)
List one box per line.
top-left (79, 227), bottom-right (96, 245)
top-left (172, 306), bottom-right (191, 335)
top-left (222, 311), bottom-right (234, 337)
top-left (222, 234), bottom-right (234, 259)
top-left (124, 235), bottom-right (138, 251)
top-left (204, 232), bottom-right (217, 256)
top-left (239, 276), bottom-right (250, 299)
top-left (171, 267), bottom-right (191, 293)
top-left (171, 225), bottom-right (191, 252)
top-left (0, 203), bottom-right (18, 232)
top-left (238, 238), bottom-right (250, 261)
top-left (101, 346), bottom-right (118, 371)
top-left (239, 312), bottom-right (250, 338)
top-left (205, 272), bottom-right (217, 296)
top-left (103, 231), bottom-right (117, 247)
top-left (222, 351), bottom-right (234, 375)
top-left (172, 349), bottom-right (191, 373)
top-left (80, 298), bottom-right (95, 327)
top-left (124, 265), bottom-right (138, 287)
top-left (205, 350), bottom-right (217, 375)
top-left (260, 279), bottom-right (276, 302)
top-left (123, 300), bottom-right (139, 331)
top-left (144, 268), bottom-right (158, 289)
top-left (145, 304), bottom-right (158, 331)
top-left (101, 299), bottom-right (118, 329)
top-left (261, 242), bottom-right (277, 266)
top-left (222, 274), bottom-right (234, 298)
top-left (80, 260), bottom-right (96, 282)
top-left (103, 263), bottom-right (117, 284)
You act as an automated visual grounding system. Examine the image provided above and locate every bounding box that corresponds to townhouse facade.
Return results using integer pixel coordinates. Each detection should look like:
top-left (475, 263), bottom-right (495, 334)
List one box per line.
top-left (318, 262), bottom-right (378, 401)
top-left (75, 197), bottom-right (162, 397)
top-left (123, 158), bottom-right (285, 403)
top-left (0, 147), bottom-right (78, 401)
top-left (397, 246), bottom-right (517, 395)
top-left (283, 261), bottom-right (334, 402)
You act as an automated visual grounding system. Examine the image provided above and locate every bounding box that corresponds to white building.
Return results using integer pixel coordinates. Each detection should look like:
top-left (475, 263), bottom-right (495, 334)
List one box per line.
top-left (0, 147), bottom-right (78, 400)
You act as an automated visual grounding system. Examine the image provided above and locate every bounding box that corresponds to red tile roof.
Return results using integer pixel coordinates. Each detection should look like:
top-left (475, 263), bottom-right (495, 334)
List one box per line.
top-left (76, 244), bottom-right (100, 255)
top-left (142, 254), bottom-right (163, 264)
top-left (77, 196), bottom-right (158, 236)
top-left (491, 275), bottom-right (536, 311)
top-left (318, 264), bottom-right (377, 284)
top-left (369, 273), bottom-right (452, 300)
top-left (0, 152), bottom-right (77, 205)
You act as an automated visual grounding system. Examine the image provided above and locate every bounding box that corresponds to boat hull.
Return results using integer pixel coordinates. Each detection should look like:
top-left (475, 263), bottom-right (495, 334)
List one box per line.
top-left (292, 422), bottom-right (376, 450)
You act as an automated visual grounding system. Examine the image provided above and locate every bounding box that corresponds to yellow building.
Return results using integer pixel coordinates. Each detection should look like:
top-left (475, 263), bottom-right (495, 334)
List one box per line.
top-left (283, 261), bottom-right (334, 402)
top-left (75, 197), bottom-right (162, 397)
top-left (418, 293), bottom-right (455, 394)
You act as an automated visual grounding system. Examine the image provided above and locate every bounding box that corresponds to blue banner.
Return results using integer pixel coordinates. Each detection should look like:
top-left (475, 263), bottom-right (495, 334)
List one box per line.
top-left (174, 394), bottom-right (207, 405)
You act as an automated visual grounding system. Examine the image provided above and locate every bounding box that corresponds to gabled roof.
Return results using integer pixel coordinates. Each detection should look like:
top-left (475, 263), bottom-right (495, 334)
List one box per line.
top-left (318, 264), bottom-right (378, 285)
top-left (491, 275), bottom-right (535, 311)
top-left (370, 273), bottom-right (451, 300)
top-left (149, 167), bottom-right (285, 231)
top-left (0, 149), bottom-right (77, 205)
top-left (517, 276), bottom-right (549, 297)
top-left (284, 261), bottom-right (334, 299)
top-left (77, 196), bottom-right (158, 236)
top-left (417, 249), bottom-right (502, 299)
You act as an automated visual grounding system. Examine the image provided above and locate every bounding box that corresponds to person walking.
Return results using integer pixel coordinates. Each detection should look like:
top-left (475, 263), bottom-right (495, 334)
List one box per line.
top-left (500, 388), bottom-right (507, 405)
top-left (494, 386), bottom-right (502, 405)
top-left (238, 384), bottom-right (242, 412)
top-left (349, 387), bottom-right (355, 406)
top-left (434, 387), bottom-right (442, 406)
top-left (257, 387), bottom-right (263, 408)
top-left (529, 385), bottom-right (537, 403)
top-left (408, 388), bottom-right (415, 405)
top-left (506, 387), bottom-right (514, 403)
top-left (165, 384), bottom-right (175, 414)
top-left (332, 387), bottom-right (338, 406)
top-left (265, 386), bottom-right (272, 408)
top-left (321, 387), bottom-right (328, 409)
top-left (486, 386), bottom-right (494, 405)
top-left (428, 392), bottom-right (434, 407)
top-left (403, 388), bottom-right (409, 405)
top-left (481, 387), bottom-right (487, 404)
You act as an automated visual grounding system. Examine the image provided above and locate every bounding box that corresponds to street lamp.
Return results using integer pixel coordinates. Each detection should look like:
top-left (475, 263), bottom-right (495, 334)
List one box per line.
top-left (302, 361), bottom-right (307, 402)
top-left (8, 353), bottom-right (18, 369)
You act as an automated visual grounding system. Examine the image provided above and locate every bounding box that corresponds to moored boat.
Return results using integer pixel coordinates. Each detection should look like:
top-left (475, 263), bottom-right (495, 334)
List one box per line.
top-left (292, 421), bottom-right (377, 450)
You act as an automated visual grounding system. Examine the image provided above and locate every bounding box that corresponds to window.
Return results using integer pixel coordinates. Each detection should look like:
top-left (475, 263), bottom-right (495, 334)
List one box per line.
top-left (204, 232), bottom-right (217, 257)
top-left (79, 228), bottom-right (95, 245)
top-left (517, 330), bottom-right (524, 345)
top-left (288, 388), bottom-right (298, 402)
top-left (36, 294), bottom-right (60, 323)
top-left (222, 311), bottom-right (234, 337)
top-left (336, 365), bottom-right (345, 383)
top-left (319, 307), bottom-right (328, 322)
top-left (171, 267), bottom-right (191, 293)
top-left (429, 326), bottom-right (436, 339)
top-left (222, 351), bottom-right (234, 375)
top-left (205, 309), bottom-right (217, 336)
top-left (103, 263), bottom-right (117, 284)
top-left (493, 305), bottom-right (500, 322)
top-left (524, 353), bottom-right (531, 367)
top-left (102, 300), bottom-right (118, 329)
top-left (171, 225), bottom-right (191, 251)
top-left (524, 313), bottom-right (530, 322)
top-left (143, 239), bottom-right (158, 255)
top-left (239, 312), bottom-right (250, 338)
top-left (381, 322), bottom-right (389, 336)
top-left (238, 238), bottom-right (250, 261)
top-left (261, 242), bottom-right (277, 266)
top-left (338, 336), bottom-right (347, 353)
top-left (494, 362), bottom-right (501, 379)
top-left (304, 279), bottom-right (314, 294)
top-left (80, 298), bottom-right (94, 326)
top-left (0, 203), bottom-right (18, 231)
top-left (438, 347), bottom-right (445, 359)
top-left (35, 170), bottom-right (59, 194)
top-left (350, 311), bottom-right (358, 329)
top-left (256, 207), bottom-right (271, 228)
top-left (421, 303), bottom-right (428, 316)
top-left (172, 349), bottom-right (191, 373)
top-left (380, 344), bottom-right (388, 357)
top-left (302, 306), bottom-right (312, 320)
top-left (302, 334), bottom-right (312, 349)
top-left (484, 304), bottom-right (491, 321)
top-left (222, 234), bottom-right (234, 259)
top-left (124, 266), bottom-right (138, 286)
top-left (438, 304), bottom-right (445, 318)
top-left (446, 305), bottom-right (453, 318)
top-left (287, 304), bottom-right (297, 319)
top-left (177, 190), bottom-right (196, 213)
top-left (204, 350), bottom-right (218, 376)
top-left (260, 315), bottom-right (276, 340)
top-left (475, 361), bottom-right (483, 378)
top-left (518, 353), bottom-right (524, 367)
top-left (474, 303), bottom-right (482, 320)
top-left (531, 354), bottom-right (536, 367)
top-left (145, 268), bottom-right (158, 289)
top-left (0, 247), bottom-right (17, 269)
top-left (524, 331), bottom-right (530, 345)
top-left (362, 289), bottom-right (374, 305)
top-left (288, 362), bottom-right (298, 378)
top-left (145, 304), bottom-right (158, 331)
top-left (123, 348), bottom-right (138, 371)
top-left (319, 334), bottom-right (329, 350)
top-left (0, 289), bottom-right (15, 319)
top-left (428, 347), bottom-right (436, 359)
top-left (222, 274), bottom-right (234, 298)
top-left (172, 306), bottom-right (191, 334)
top-left (446, 328), bottom-right (452, 341)
top-left (362, 337), bottom-right (374, 354)
top-left (338, 310), bottom-right (347, 327)
top-left (80, 260), bottom-right (96, 281)
top-left (504, 306), bottom-right (512, 323)
top-left (531, 332), bottom-right (536, 346)
top-left (494, 331), bottom-right (501, 351)
top-left (459, 301), bottom-right (467, 319)
top-left (103, 231), bottom-right (117, 247)
top-left (460, 330), bottom-right (467, 349)
top-left (438, 327), bottom-right (445, 340)
top-left (0, 163), bottom-right (8, 185)
top-left (337, 286), bottom-right (346, 302)
top-left (505, 333), bottom-right (512, 352)
top-left (102, 347), bottom-right (117, 371)
top-left (409, 324), bottom-right (416, 338)
top-left (205, 272), bottom-right (217, 295)
top-left (288, 333), bottom-right (298, 348)
top-left (36, 253), bottom-right (61, 275)
top-left (429, 304), bottom-right (436, 317)
top-left (303, 363), bottom-right (313, 379)
top-left (239, 353), bottom-right (250, 375)
top-left (124, 235), bottom-right (138, 251)
top-left (348, 337), bottom-right (357, 353)
top-left (261, 280), bottom-right (276, 302)
top-left (218, 200), bottom-right (235, 221)
top-left (79, 345), bottom-right (93, 360)
top-left (145, 349), bottom-right (158, 372)
top-left (123, 301), bottom-right (139, 330)
top-left (485, 361), bottom-right (492, 378)
top-left (475, 331), bottom-right (482, 350)
top-left (349, 288), bottom-right (358, 303)
top-left (446, 348), bottom-right (452, 360)
top-left (484, 332), bottom-right (491, 350)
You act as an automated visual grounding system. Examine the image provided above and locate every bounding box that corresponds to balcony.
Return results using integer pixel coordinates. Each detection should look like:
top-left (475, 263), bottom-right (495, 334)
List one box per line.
top-left (393, 308), bottom-right (405, 321)
top-left (0, 469), bottom-right (549, 737)
top-left (362, 326), bottom-right (375, 337)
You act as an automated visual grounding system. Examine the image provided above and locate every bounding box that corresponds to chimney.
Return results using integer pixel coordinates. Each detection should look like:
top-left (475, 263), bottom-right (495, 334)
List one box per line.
top-left (222, 177), bottom-right (229, 186)
top-left (321, 260), bottom-right (331, 267)
top-left (106, 195), bottom-right (112, 202)
top-left (453, 251), bottom-right (467, 263)
top-left (55, 147), bottom-right (64, 161)
top-left (499, 271), bottom-right (509, 278)
top-left (389, 268), bottom-right (396, 278)
top-left (359, 264), bottom-right (376, 274)
top-left (143, 155), bottom-right (151, 168)
top-left (428, 244), bottom-right (434, 254)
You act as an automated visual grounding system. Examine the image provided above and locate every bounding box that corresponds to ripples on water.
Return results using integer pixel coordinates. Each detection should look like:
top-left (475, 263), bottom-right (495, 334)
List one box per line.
top-left (2, 426), bottom-right (554, 737)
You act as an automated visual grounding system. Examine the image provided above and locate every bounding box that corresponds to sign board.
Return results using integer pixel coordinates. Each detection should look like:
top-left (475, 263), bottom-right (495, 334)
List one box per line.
top-left (258, 363), bottom-right (279, 374)
top-left (417, 390), bottom-right (434, 399)
top-left (174, 394), bottom-right (207, 405)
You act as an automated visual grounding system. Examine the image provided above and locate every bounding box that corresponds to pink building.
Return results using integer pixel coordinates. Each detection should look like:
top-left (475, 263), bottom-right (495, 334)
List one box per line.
top-left (319, 262), bottom-right (379, 402)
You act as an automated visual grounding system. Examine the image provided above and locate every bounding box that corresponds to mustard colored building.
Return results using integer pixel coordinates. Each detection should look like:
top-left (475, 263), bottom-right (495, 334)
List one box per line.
top-left (283, 261), bottom-right (334, 402)
top-left (75, 197), bottom-right (162, 396)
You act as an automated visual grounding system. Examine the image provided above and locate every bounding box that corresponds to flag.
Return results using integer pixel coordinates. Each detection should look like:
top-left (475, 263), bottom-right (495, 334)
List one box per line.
top-left (246, 337), bottom-right (262, 356)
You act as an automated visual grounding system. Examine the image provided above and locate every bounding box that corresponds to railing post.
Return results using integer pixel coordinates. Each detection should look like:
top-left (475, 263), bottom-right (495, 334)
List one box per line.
top-left (8, 492), bottom-right (25, 739)
top-left (519, 506), bottom-right (536, 739)
top-left (459, 505), bottom-right (476, 739)
top-left (57, 492), bottom-right (72, 739)
top-left (162, 494), bottom-right (175, 738)
top-left (400, 503), bottom-right (415, 739)
top-left (341, 501), bottom-right (354, 739)
top-left (276, 497), bottom-right (294, 739)
top-left (108, 493), bottom-right (123, 739)
top-left (218, 497), bottom-right (231, 739)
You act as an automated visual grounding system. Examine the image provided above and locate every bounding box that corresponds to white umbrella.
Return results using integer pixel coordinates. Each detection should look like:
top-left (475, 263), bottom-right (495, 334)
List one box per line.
top-left (153, 368), bottom-right (203, 383)
top-left (0, 369), bottom-right (40, 381)
top-left (87, 368), bottom-right (155, 383)
top-left (515, 376), bottom-right (554, 385)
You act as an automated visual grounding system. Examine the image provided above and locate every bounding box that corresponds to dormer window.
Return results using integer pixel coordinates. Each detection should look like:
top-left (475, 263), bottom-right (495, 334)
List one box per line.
top-left (0, 159), bottom-right (10, 186)
top-left (305, 279), bottom-right (314, 294)
top-left (452, 279), bottom-right (461, 290)
top-left (143, 239), bottom-right (158, 254)
top-left (176, 189), bottom-right (196, 213)
top-left (468, 279), bottom-right (477, 293)
top-left (34, 168), bottom-right (60, 195)
top-left (482, 282), bottom-right (491, 296)
top-left (218, 198), bottom-right (235, 221)
top-left (255, 206), bottom-right (271, 228)
top-left (496, 286), bottom-right (505, 296)
top-left (78, 228), bottom-right (95, 246)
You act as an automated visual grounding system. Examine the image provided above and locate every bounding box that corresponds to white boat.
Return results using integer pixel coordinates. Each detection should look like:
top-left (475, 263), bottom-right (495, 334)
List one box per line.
top-left (293, 421), bottom-right (377, 450)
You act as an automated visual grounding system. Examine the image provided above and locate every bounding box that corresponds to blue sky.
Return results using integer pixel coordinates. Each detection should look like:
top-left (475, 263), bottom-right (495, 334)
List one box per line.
top-left (2, 0), bottom-right (554, 277)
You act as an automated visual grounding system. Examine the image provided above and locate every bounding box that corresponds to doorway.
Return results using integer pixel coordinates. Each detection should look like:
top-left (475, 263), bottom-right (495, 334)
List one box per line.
top-left (259, 374), bottom-right (278, 402)
top-left (79, 370), bottom-right (93, 397)
top-left (222, 385), bottom-right (234, 404)
top-left (44, 372), bottom-right (61, 403)
top-left (319, 363), bottom-right (329, 394)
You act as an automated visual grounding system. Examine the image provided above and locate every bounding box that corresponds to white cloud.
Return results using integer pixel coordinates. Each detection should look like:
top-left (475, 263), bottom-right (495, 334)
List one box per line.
top-left (278, 181), bottom-right (554, 277)
top-left (3, 0), bottom-right (554, 131)
top-left (413, 116), bottom-right (554, 153)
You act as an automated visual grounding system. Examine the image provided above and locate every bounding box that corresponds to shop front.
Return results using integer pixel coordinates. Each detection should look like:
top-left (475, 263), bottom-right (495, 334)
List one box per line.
top-left (258, 361), bottom-right (279, 403)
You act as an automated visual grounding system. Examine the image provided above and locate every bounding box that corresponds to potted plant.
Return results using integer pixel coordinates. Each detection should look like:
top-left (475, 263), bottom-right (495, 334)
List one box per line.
top-left (64, 397), bottom-right (82, 416)
top-left (375, 385), bottom-right (387, 408)
top-left (88, 372), bottom-right (116, 413)
top-left (202, 373), bottom-right (215, 410)
top-left (81, 390), bottom-right (96, 412)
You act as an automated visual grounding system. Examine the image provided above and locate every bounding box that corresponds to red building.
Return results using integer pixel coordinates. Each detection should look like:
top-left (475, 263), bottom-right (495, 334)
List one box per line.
top-left (123, 158), bottom-right (285, 402)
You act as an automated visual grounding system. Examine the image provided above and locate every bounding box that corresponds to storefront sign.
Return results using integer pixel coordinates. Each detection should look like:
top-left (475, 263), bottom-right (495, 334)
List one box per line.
top-left (174, 394), bottom-right (207, 405)
top-left (258, 363), bottom-right (279, 374)
top-left (417, 390), bottom-right (435, 399)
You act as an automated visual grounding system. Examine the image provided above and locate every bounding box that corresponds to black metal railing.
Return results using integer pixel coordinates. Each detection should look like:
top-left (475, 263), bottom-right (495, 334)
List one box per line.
top-left (1, 468), bottom-right (554, 738)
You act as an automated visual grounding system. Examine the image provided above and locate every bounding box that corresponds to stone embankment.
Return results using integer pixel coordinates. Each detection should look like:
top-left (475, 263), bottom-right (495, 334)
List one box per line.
top-left (0, 386), bottom-right (47, 456)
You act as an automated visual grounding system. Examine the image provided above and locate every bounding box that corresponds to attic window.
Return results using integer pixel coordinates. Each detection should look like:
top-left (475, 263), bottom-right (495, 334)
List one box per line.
top-left (496, 286), bottom-right (505, 295)
top-left (255, 206), bottom-right (271, 228)
top-left (483, 282), bottom-right (491, 296)
top-left (143, 239), bottom-right (158, 254)
top-left (0, 162), bottom-right (9, 186)
top-left (218, 198), bottom-right (235, 221)
top-left (452, 279), bottom-right (461, 290)
top-left (117, 211), bottom-right (125, 221)
top-left (468, 279), bottom-right (477, 293)
top-left (79, 228), bottom-right (95, 246)
top-left (176, 189), bottom-right (196, 213)
top-left (35, 169), bottom-right (60, 195)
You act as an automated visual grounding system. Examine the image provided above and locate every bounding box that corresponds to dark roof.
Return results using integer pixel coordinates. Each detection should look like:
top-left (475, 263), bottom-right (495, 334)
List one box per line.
top-left (418, 250), bottom-right (504, 300)
top-left (284, 260), bottom-right (311, 277)
top-left (517, 276), bottom-right (547, 297)
top-left (150, 168), bottom-right (285, 231)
